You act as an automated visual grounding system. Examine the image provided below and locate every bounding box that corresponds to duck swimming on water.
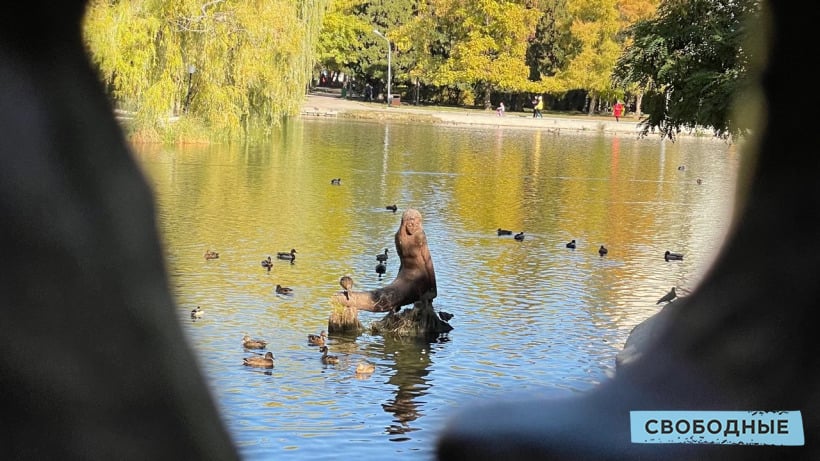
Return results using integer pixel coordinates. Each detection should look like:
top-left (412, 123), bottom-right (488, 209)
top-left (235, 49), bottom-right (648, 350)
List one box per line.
top-left (664, 250), bottom-right (684, 261)
top-left (243, 351), bottom-right (274, 368)
top-left (242, 335), bottom-right (268, 349)
top-left (319, 346), bottom-right (339, 365)
top-left (375, 261), bottom-right (387, 279)
top-left (277, 249), bottom-right (296, 262)
top-left (307, 330), bottom-right (327, 346)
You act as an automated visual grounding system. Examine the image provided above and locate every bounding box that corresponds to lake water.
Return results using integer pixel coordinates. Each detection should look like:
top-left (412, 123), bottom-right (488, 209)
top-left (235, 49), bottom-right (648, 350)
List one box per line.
top-left (133, 118), bottom-right (742, 460)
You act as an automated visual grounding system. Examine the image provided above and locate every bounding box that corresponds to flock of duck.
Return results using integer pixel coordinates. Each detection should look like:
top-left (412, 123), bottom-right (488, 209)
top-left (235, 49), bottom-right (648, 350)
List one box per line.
top-left (239, 330), bottom-right (376, 376)
top-left (199, 197), bottom-right (401, 376)
top-left (496, 229), bottom-right (685, 305)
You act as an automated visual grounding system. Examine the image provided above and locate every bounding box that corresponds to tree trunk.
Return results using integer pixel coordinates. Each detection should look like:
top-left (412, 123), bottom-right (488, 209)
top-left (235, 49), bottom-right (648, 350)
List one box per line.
top-left (587, 92), bottom-right (597, 116)
top-left (484, 86), bottom-right (493, 110)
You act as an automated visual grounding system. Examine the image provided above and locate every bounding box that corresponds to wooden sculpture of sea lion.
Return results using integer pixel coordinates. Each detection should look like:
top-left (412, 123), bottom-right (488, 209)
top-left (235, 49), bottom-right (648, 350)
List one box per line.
top-left (330, 209), bottom-right (450, 334)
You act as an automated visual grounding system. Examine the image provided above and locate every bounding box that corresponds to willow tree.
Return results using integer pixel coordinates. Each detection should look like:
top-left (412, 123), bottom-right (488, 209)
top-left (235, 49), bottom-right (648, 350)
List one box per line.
top-left (83, 0), bottom-right (328, 141)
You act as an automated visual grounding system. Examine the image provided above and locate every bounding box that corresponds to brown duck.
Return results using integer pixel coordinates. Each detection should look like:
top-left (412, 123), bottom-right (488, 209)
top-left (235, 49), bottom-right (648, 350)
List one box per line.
top-left (319, 346), bottom-right (339, 365)
top-left (307, 331), bottom-right (327, 346)
top-left (243, 351), bottom-right (275, 369)
top-left (242, 335), bottom-right (268, 349)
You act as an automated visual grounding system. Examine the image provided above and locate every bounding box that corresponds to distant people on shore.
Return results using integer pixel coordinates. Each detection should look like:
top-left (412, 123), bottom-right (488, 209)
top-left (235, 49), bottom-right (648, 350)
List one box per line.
top-left (365, 83), bottom-right (373, 102)
top-left (532, 95), bottom-right (544, 118)
top-left (497, 101), bottom-right (505, 116)
top-left (613, 100), bottom-right (625, 122)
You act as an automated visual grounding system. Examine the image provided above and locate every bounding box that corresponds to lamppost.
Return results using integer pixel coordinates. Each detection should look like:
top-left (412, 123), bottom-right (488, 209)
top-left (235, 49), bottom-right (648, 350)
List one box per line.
top-left (373, 29), bottom-right (391, 105)
top-left (184, 64), bottom-right (196, 113)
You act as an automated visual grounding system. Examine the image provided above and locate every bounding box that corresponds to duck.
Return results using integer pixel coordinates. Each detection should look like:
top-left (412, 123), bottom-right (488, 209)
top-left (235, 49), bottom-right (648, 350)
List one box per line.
top-left (657, 287), bottom-right (677, 304)
top-left (277, 249), bottom-right (296, 262)
top-left (243, 351), bottom-right (275, 369)
top-left (307, 330), bottom-right (327, 346)
top-left (339, 275), bottom-right (354, 300)
top-left (242, 335), bottom-right (268, 349)
top-left (696, 178), bottom-right (703, 185)
top-left (439, 310), bottom-right (454, 322)
top-left (376, 248), bottom-right (389, 263)
top-left (261, 256), bottom-right (273, 271)
top-left (664, 250), bottom-right (684, 261)
top-left (375, 261), bottom-right (387, 279)
top-left (275, 284), bottom-right (294, 295)
top-left (204, 250), bottom-right (219, 260)
top-left (355, 361), bottom-right (376, 375)
top-left (514, 232), bottom-right (525, 241)
top-left (566, 239), bottom-right (576, 249)
top-left (677, 165), bottom-right (686, 171)
top-left (599, 245), bottom-right (608, 256)
top-left (190, 306), bottom-right (203, 319)
top-left (319, 345), bottom-right (339, 365)
top-left (497, 228), bottom-right (513, 236)
top-left (330, 178), bottom-right (341, 185)
top-left (386, 204), bottom-right (398, 212)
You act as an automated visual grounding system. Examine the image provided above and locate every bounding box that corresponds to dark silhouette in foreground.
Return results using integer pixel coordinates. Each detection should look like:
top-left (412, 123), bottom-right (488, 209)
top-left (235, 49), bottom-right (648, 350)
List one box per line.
top-left (1, 2), bottom-right (239, 458)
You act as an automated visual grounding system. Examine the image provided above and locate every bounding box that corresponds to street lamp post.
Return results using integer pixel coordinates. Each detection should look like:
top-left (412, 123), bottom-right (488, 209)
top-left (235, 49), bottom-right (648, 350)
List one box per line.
top-left (184, 64), bottom-right (196, 113)
top-left (373, 29), bottom-right (391, 105)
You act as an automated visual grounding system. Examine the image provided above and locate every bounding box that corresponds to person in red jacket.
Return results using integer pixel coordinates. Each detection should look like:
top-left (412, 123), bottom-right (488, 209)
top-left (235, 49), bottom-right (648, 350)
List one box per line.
top-left (613, 100), bottom-right (625, 121)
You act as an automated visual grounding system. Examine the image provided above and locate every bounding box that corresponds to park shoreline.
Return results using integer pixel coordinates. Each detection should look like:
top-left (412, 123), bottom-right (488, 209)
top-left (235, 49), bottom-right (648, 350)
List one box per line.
top-left (301, 91), bottom-right (715, 139)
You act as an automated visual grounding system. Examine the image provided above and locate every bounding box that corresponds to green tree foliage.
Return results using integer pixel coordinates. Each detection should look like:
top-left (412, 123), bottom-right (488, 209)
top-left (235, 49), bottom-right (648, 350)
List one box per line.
top-left (525, 0), bottom-right (575, 81)
top-left (399, 0), bottom-right (541, 108)
top-left (84, 0), bottom-right (328, 142)
top-left (315, 0), bottom-right (418, 98)
top-left (316, 0), bottom-right (372, 79)
top-left (613, 0), bottom-right (762, 139)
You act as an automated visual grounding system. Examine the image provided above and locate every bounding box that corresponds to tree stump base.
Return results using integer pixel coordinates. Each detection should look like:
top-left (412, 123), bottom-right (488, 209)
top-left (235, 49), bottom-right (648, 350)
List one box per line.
top-left (327, 299), bottom-right (364, 334)
top-left (369, 299), bottom-right (453, 336)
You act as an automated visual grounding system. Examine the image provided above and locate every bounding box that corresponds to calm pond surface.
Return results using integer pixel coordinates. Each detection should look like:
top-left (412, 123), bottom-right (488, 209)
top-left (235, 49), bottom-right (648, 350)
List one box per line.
top-left (134, 118), bottom-right (742, 461)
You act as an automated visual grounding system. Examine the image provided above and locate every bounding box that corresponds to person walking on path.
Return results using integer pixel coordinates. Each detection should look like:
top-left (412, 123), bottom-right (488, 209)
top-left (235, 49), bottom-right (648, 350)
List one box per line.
top-left (533, 95), bottom-right (544, 118)
top-left (496, 101), bottom-right (505, 116)
top-left (613, 100), bottom-right (624, 122)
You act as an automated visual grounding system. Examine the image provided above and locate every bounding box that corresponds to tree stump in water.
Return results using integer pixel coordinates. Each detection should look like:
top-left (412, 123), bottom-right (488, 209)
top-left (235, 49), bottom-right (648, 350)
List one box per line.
top-left (329, 209), bottom-right (453, 335)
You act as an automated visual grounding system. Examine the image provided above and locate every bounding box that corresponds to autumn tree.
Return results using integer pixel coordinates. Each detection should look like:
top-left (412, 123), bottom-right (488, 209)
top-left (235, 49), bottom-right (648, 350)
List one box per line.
top-left (400, 0), bottom-right (541, 108)
top-left (613, 0), bottom-right (762, 139)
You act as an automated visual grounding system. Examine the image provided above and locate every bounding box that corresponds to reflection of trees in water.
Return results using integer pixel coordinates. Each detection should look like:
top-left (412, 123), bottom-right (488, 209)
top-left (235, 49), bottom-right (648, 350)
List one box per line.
top-left (379, 334), bottom-right (449, 437)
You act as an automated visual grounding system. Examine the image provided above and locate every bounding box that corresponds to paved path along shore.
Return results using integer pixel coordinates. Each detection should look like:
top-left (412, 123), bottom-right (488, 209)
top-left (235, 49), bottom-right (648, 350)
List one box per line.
top-left (302, 91), bottom-right (648, 137)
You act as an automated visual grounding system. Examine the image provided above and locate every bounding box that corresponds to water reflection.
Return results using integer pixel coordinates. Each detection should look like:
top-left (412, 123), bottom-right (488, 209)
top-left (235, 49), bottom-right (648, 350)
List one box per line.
top-left (134, 120), bottom-right (740, 461)
top-left (379, 335), bottom-right (442, 438)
